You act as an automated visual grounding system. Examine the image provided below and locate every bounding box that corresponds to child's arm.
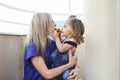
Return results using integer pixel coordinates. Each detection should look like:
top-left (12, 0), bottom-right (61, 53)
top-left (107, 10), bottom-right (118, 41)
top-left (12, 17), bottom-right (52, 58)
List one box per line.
top-left (52, 30), bottom-right (74, 53)
top-left (55, 37), bottom-right (74, 53)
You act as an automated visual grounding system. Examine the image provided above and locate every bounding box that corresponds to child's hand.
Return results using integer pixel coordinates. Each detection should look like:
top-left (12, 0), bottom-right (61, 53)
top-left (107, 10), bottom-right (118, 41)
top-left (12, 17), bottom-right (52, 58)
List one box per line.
top-left (52, 30), bottom-right (60, 39)
top-left (55, 28), bottom-right (62, 33)
top-left (52, 28), bottom-right (62, 39)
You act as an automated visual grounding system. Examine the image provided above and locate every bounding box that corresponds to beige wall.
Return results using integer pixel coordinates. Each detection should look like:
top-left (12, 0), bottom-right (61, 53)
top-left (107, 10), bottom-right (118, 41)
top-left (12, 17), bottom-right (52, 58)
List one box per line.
top-left (0, 34), bottom-right (26, 80)
top-left (80, 0), bottom-right (119, 80)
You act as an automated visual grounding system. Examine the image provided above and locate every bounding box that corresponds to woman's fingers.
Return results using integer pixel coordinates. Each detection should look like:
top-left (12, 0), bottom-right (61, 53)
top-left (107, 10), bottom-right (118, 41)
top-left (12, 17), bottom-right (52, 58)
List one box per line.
top-left (69, 50), bottom-right (72, 57)
top-left (68, 50), bottom-right (77, 70)
top-left (71, 47), bottom-right (76, 56)
top-left (69, 69), bottom-right (74, 75)
top-left (68, 73), bottom-right (76, 80)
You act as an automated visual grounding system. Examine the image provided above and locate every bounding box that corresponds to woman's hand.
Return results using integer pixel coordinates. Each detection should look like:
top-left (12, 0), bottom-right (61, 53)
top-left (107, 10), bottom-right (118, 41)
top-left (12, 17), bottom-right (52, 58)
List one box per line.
top-left (68, 67), bottom-right (80, 80)
top-left (68, 50), bottom-right (77, 67)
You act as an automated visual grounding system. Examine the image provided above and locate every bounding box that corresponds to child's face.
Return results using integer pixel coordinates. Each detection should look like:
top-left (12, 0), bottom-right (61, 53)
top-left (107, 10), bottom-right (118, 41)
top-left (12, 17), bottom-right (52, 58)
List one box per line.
top-left (61, 21), bottom-right (73, 38)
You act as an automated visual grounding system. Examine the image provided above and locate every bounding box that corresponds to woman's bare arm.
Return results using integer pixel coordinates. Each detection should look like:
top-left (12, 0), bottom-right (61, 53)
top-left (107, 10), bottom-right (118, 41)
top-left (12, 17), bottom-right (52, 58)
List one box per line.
top-left (31, 50), bottom-right (77, 80)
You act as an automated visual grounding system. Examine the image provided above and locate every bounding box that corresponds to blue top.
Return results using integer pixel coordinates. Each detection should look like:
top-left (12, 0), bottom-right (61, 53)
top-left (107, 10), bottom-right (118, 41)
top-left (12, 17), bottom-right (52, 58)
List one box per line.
top-left (51, 40), bottom-right (77, 68)
top-left (24, 40), bottom-right (57, 80)
top-left (51, 41), bottom-right (77, 80)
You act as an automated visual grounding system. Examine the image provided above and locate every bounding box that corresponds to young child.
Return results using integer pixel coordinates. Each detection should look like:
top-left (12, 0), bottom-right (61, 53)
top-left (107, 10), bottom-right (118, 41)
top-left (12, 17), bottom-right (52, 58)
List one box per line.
top-left (51, 15), bottom-right (85, 80)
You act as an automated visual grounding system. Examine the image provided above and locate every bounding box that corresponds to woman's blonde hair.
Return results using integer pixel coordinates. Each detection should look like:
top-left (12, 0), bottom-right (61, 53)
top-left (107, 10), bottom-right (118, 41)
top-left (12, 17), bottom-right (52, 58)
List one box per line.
top-left (68, 15), bottom-right (85, 44)
top-left (25, 12), bottom-right (53, 54)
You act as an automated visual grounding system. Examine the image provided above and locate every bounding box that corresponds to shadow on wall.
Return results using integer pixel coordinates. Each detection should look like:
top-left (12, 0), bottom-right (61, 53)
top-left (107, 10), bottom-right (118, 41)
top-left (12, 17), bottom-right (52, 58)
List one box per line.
top-left (0, 34), bottom-right (26, 80)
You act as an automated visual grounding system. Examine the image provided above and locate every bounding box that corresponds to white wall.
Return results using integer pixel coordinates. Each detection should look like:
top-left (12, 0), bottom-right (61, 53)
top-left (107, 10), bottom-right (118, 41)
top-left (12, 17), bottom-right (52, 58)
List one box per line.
top-left (81, 0), bottom-right (120, 80)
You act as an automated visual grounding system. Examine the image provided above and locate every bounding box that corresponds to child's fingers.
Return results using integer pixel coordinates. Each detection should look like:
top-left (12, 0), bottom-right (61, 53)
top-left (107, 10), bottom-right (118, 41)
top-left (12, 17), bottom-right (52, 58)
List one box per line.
top-left (55, 28), bottom-right (62, 33)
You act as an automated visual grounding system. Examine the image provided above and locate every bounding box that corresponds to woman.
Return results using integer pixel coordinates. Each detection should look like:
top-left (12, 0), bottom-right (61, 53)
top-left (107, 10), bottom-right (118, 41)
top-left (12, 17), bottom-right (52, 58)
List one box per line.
top-left (24, 12), bottom-right (77, 80)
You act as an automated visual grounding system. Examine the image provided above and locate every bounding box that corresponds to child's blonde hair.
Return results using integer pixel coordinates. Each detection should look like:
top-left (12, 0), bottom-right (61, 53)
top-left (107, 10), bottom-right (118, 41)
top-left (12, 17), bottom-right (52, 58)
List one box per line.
top-left (68, 15), bottom-right (85, 44)
top-left (25, 12), bottom-right (53, 54)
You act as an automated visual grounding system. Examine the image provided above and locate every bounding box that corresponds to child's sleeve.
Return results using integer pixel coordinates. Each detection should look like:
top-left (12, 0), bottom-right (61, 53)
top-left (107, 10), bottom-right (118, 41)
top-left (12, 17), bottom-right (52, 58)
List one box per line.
top-left (64, 41), bottom-right (77, 48)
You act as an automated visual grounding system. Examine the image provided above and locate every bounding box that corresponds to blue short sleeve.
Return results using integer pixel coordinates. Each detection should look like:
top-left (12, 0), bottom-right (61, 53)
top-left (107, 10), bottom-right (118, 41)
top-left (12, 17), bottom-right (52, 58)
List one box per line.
top-left (24, 42), bottom-right (41, 62)
top-left (24, 40), bottom-right (57, 80)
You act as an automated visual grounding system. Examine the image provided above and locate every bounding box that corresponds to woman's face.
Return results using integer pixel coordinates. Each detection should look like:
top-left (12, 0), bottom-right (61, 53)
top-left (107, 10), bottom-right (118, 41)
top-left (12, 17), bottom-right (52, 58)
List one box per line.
top-left (49, 20), bottom-right (56, 34)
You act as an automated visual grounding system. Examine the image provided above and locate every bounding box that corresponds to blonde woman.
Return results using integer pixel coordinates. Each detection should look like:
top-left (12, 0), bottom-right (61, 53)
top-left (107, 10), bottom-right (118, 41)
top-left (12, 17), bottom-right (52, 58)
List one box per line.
top-left (24, 12), bottom-right (77, 80)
